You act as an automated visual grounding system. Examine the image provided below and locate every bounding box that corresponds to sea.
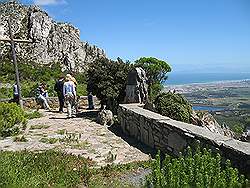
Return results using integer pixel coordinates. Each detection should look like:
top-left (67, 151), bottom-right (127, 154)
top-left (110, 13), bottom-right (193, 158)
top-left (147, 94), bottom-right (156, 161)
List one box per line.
top-left (165, 72), bottom-right (250, 85)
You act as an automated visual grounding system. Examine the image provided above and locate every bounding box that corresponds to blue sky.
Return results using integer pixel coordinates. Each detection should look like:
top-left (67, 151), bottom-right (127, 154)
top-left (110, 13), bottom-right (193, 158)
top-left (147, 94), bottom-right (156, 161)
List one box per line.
top-left (21, 0), bottom-right (250, 73)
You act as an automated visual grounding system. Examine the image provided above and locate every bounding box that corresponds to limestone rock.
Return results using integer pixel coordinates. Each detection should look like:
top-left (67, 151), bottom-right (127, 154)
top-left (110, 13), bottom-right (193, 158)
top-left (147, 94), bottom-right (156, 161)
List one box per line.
top-left (0, 2), bottom-right (106, 72)
top-left (124, 67), bottom-right (148, 103)
top-left (191, 111), bottom-right (235, 138)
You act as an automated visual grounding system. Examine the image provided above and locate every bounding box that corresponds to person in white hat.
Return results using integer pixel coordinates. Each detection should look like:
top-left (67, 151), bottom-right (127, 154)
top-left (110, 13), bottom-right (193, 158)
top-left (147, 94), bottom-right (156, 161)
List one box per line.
top-left (63, 74), bottom-right (76, 118)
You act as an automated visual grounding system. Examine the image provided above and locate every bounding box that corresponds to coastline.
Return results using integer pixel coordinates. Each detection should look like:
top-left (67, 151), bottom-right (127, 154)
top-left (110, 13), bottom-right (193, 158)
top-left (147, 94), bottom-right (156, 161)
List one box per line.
top-left (164, 79), bottom-right (250, 94)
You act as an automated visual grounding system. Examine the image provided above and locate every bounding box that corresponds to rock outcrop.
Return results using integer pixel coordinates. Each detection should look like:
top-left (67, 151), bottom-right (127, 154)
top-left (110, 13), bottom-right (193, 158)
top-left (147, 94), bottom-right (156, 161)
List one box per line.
top-left (0, 1), bottom-right (105, 72)
top-left (191, 111), bottom-right (235, 138)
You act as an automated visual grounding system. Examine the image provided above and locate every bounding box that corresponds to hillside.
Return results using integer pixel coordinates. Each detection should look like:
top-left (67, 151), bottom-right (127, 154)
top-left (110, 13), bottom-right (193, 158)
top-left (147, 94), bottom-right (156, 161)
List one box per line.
top-left (0, 1), bottom-right (105, 72)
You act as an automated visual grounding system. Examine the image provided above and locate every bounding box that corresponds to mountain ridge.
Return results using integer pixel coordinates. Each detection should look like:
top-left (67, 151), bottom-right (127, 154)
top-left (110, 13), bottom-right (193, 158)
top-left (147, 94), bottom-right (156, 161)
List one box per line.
top-left (0, 1), bottom-right (106, 72)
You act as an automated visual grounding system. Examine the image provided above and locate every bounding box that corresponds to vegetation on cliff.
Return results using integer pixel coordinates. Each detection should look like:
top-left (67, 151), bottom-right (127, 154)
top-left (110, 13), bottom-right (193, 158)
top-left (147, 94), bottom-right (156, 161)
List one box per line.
top-left (154, 92), bottom-right (193, 123)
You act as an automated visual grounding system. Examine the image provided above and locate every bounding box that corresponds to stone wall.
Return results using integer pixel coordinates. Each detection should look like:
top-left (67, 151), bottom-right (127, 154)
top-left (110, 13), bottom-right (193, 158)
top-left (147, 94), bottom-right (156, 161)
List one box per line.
top-left (117, 103), bottom-right (250, 173)
top-left (0, 96), bottom-right (99, 109)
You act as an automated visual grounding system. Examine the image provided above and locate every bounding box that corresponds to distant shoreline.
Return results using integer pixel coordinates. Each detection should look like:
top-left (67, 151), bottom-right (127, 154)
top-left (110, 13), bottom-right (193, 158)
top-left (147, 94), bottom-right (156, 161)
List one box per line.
top-left (165, 79), bottom-right (250, 87)
top-left (165, 72), bottom-right (250, 86)
top-left (164, 79), bottom-right (250, 93)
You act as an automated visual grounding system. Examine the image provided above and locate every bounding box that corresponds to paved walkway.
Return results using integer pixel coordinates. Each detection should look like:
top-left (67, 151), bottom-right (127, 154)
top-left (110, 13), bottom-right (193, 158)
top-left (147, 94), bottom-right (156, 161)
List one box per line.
top-left (0, 109), bottom-right (150, 166)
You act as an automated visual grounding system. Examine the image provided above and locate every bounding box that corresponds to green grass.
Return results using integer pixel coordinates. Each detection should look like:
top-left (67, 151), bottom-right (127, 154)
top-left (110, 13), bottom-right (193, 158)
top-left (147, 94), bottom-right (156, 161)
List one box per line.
top-left (56, 129), bottom-right (66, 135)
top-left (70, 140), bottom-right (90, 149)
top-left (30, 124), bottom-right (50, 129)
top-left (25, 111), bottom-right (43, 119)
top-left (0, 149), bottom-right (149, 188)
top-left (0, 150), bottom-right (92, 187)
top-left (40, 137), bottom-right (58, 144)
top-left (13, 135), bottom-right (28, 142)
top-left (88, 161), bottom-right (151, 188)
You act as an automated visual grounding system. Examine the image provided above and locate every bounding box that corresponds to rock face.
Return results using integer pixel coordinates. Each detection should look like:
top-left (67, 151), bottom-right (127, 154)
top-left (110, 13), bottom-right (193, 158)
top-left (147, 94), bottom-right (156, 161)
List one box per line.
top-left (191, 111), bottom-right (235, 138)
top-left (124, 67), bottom-right (148, 104)
top-left (0, 2), bottom-right (105, 72)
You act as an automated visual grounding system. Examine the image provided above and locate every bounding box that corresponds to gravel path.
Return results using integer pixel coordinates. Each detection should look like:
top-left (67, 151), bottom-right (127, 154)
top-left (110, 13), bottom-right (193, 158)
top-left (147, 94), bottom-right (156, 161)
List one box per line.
top-left (0, 109), bottom-right (150, 166)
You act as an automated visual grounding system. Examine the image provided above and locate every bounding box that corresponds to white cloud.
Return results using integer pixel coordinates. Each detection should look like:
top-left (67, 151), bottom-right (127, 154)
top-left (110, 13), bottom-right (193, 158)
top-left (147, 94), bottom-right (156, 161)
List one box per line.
top-left (33, 0), bottom-right (67, 6)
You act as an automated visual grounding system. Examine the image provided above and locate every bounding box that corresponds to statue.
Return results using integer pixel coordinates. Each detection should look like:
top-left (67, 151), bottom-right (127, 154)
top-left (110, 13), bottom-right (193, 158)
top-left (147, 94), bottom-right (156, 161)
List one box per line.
top-left (124, 67), bottom-right (148, 103)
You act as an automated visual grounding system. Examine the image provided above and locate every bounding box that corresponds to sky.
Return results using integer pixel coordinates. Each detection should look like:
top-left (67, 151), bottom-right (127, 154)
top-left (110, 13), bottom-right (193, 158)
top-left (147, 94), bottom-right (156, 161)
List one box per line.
top-left (21, 0), bottom-right (250, 73)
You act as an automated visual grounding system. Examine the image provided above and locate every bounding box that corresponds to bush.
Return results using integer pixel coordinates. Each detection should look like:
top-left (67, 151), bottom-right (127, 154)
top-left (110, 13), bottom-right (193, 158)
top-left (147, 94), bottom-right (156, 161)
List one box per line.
top-left (0, 102), bottom-right (27, 137)
top-left (154, 92), bottom-right (192, 123)
top-left (87, 57), bottom-right (132, 113)
top-left (146, 147), bottom-right (248, 188)
top-left (0, 150), bottom-right (92, 187)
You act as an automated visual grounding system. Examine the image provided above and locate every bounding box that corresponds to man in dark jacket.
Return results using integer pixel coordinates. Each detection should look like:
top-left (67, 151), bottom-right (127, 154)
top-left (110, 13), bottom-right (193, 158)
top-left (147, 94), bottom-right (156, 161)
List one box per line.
top-left (54, 76), bottom-right (65, 113)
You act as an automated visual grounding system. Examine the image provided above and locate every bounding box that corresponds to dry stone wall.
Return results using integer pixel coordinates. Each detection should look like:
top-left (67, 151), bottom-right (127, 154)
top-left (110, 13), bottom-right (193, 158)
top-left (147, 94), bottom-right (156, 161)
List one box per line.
top-left (0, 96), bottom-right (99, 109)
top-left (117, 103), bottom-right (250, 173)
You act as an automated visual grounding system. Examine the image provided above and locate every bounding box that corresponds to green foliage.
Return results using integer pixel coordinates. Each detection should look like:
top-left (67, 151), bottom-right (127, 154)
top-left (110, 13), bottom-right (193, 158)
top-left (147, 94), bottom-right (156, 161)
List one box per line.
top-left (0, 87), bottom-right (12, 99)
top-left (0, 60), bottom-right (62, 82)
top-left (146, 147), bottom-right (248, 188)
top-left (25, 110), bottom-right (43, 119)
top-left (0, 59), bottom-right (88, 98)
top-left (77, 83), bottom-right (88, 96)
top-left (135, 57), bottom-right (171, 99)
top-left (0, 102), bottom-right (27, 137)
top-left (0, 150), bottom-right (92, 187)
top-left (231, 124), bottom-right (244, 134)
top-left (154, 92), bottom-right (192, 123)
top-left (87, 57), bottom-right (132, 112)
top-left (13, 135), bottom-right (28, 142)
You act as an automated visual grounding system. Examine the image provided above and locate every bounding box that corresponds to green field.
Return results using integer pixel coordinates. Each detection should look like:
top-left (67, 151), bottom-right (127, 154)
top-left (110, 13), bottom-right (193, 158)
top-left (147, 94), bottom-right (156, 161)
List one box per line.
top-left (184, 86), bottom-right (250, 134)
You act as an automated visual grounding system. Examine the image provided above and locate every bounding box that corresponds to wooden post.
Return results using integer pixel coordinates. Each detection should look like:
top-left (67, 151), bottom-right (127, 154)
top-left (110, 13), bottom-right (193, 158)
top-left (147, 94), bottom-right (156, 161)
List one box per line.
top-left (7, 18), bottom-right (23, 109)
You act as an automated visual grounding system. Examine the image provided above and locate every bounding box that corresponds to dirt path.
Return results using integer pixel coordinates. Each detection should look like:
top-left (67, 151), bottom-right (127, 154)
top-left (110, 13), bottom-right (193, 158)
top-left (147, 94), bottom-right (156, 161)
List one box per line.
top-left (0, 109), bottom-right (150, 166)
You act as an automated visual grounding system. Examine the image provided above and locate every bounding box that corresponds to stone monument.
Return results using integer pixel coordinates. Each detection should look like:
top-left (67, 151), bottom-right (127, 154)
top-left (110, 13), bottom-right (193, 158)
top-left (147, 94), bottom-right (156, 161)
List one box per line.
top-left (124, 67), bottom-right (148, 103)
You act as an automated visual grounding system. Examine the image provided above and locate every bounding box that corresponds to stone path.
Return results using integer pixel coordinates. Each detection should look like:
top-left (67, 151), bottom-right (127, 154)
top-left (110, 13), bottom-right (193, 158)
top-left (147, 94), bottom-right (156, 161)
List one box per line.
top-left (0, 109), bottom-right (150, 166)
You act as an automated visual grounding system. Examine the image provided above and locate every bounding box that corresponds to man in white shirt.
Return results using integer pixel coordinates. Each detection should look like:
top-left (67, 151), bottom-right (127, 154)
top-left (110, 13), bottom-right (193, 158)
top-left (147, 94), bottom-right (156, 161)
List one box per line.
top-left (63, 74), bottom-right (76, 118)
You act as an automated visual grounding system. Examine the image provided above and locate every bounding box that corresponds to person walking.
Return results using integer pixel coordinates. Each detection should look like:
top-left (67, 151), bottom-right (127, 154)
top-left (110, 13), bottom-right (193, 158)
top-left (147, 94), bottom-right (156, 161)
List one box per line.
top-left (69, 75), bottom-right (79, 113)
top-left (63, 74), bottom-right (76, 118)
top-left (54, 75), bottom-right (65, 113)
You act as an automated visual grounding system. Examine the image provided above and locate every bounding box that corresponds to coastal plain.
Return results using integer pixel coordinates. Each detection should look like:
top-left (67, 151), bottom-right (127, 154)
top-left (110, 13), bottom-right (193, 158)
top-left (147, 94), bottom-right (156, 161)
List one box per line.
top-left (165, 80), bottom-right (250, 133)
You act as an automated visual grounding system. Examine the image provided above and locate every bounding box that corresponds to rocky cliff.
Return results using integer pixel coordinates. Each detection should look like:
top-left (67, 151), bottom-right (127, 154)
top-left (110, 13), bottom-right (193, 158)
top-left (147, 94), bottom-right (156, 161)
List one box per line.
top-left (0, 1), bottom-right (105, 72)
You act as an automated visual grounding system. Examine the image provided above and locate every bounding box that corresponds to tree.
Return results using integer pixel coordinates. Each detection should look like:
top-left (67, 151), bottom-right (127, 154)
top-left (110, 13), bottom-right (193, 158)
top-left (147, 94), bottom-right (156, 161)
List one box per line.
top-left (87, 57), bottom-right (132, 113)
top-left (134, 57), bottom-right (171, 100)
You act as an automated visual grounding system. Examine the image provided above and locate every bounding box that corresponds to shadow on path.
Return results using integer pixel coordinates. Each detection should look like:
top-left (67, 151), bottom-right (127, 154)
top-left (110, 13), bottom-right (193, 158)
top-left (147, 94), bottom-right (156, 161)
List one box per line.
top-left (76, 110), bottom-right (99, 121)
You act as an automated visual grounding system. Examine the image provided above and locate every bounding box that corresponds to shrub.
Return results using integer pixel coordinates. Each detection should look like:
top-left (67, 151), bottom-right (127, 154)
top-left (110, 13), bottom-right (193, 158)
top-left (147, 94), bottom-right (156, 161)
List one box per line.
top-left (146, 147), bottom-right (248, 188)
top-left (87, 57), bottom-right (132, 113)
top-left (0, 102), bottom-right (27, 137)
top-left (154, 92), bottom-right (192, 123)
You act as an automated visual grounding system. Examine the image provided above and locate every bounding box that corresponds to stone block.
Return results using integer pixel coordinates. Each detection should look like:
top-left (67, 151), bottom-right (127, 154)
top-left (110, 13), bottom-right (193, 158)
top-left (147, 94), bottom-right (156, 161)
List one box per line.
top-left (153, 123), bottom-right (161, 131)
top-left (153, 134), bottom-right (160, 143)
top-left (131, 123), bottom-right (139, 137)
top-left (148, 126), bottom-right (154, 148)
top-left (168, 132), bottom-right (187, 152)
top-left (142, 128), bottom-right (149, 145)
